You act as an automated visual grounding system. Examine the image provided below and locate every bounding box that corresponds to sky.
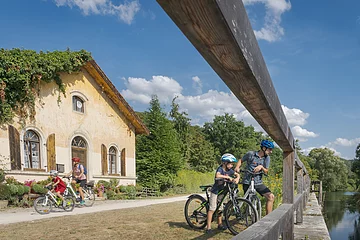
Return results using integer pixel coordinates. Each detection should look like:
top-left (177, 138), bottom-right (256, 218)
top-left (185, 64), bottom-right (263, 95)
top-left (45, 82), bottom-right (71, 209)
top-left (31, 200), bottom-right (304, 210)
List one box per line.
top-left (1, 0), bottom-right (360, 159)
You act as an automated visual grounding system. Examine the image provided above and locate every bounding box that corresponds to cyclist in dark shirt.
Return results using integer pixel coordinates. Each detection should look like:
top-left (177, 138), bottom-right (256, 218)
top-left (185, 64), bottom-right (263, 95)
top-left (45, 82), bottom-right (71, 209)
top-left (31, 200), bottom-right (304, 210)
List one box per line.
top-left (235, 140), bottom-right (275, 215)
top-left (206, 153), bottom-right (240, 234)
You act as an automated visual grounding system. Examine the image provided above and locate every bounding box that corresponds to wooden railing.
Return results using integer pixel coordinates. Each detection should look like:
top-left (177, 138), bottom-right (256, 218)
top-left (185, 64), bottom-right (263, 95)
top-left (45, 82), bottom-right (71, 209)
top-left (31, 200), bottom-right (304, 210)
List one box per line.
top-left (156, 0), bottom-right (315, 239)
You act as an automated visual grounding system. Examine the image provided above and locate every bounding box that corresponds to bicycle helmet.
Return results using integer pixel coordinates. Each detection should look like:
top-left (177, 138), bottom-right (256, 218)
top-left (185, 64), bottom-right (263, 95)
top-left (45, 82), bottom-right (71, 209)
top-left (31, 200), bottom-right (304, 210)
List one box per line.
top-left (49, 170), bottom-right (58, 177)
top-left (72, 157), bottom-right (81, 163)
top-left (260, 140), bottom-right (274, 149)
top-left (221, 153), bottom-right (238, 163)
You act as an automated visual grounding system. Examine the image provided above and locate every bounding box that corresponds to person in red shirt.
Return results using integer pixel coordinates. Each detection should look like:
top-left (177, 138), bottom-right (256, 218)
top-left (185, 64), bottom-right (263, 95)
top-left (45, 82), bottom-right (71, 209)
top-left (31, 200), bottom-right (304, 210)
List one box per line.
top-left (46, 170), bottom-right (67, 207)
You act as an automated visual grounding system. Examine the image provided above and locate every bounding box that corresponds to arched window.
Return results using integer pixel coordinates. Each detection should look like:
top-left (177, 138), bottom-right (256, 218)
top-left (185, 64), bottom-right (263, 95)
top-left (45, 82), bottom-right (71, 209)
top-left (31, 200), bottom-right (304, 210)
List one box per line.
top-left (24, 130), bottom-right (41, 169)
top-left (71, 136), bottom-right (87, 171)
top-left (72, 96), bottom-right (85, 113)
top-left (108, 147), bottom-right (117, 174)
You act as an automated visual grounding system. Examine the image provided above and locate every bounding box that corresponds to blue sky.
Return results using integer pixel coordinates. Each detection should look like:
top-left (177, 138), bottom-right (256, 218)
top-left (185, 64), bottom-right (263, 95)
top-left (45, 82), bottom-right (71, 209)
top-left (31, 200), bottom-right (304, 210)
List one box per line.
top-left (1, 0), bottom-right (360, 159)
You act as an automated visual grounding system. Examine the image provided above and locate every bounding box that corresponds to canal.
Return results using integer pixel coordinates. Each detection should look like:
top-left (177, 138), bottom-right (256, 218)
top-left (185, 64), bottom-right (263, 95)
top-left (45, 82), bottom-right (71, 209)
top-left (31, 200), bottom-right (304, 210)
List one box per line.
top-left (323, 192), bottom-right (360, 240)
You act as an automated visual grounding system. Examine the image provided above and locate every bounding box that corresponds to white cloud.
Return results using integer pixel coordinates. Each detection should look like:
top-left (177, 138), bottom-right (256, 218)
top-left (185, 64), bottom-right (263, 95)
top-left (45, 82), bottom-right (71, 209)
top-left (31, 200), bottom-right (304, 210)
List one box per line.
top-left (282, 105), bottom-right (309, 126)
top-left (121, 76), bottom-right (183, 104)
top-left (330, 137), bottom-right (360, 147)
top-left (243, 0), bottom-right (291, 42)
top-left (291, 126), bottom-right (319, 140)
top-left (192, 76), bottom-right (202, 94)
top-left (53, 0), bottom-right (140, 24)
top-left (301, 146), bottom-right (342, 157)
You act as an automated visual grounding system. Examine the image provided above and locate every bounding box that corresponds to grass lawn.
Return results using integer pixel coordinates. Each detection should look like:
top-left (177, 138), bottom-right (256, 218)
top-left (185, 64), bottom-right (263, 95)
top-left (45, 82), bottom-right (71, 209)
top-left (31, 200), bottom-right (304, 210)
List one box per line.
top-left (0, 200), bottom-right (236, 240)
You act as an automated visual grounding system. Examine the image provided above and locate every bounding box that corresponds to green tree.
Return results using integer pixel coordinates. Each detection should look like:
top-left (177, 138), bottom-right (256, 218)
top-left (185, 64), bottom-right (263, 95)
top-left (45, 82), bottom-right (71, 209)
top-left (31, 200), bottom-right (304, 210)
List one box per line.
top-left (187, 126), bottom-right (216, 172)
top-left (169, 97), bottom-right (191, 162)
top-left (203, 113), bottom-right (262, 160)
top-left (309, 148), bottom-right (348, 192)
top-left (136, 95), bottom-right (183, 191)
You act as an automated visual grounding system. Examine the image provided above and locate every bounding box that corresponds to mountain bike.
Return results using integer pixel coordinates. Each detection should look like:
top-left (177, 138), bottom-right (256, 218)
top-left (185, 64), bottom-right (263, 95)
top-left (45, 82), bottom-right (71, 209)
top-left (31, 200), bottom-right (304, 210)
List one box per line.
top-left (223, 170), bottom-right (265, 235)
top-left (184, 178), bottom-right (257, 234)
top-left (33, 185), bottom-right (75, 214)
top-left (62, 176), bottom-right (96, 207)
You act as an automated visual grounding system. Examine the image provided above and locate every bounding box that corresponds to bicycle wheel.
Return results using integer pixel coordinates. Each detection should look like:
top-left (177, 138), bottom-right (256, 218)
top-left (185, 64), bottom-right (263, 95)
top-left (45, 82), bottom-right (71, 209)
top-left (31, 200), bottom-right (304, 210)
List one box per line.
top-left (63, 196), bottom-right (75, 212)
top-left (224, 197), bottom-right (258, 235)
top-left (250, 195), bottom-right (261, 219)
top-left (34, 196), bottom-right (53, 214)
top-left (184, 195), bottom-right (209, 229)
top-left (83, 188), bottom-right (95, 207)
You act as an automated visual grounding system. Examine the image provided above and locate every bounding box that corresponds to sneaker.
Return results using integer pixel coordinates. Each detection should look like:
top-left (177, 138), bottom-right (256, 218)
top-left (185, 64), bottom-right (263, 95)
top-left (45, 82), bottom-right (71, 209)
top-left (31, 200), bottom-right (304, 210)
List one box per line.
top-left (80, 200), bottom-right (85, 205)
top-left (205, 229), bottom-right (213, 234)
top-left (217, 225), bottom-right (227, 231)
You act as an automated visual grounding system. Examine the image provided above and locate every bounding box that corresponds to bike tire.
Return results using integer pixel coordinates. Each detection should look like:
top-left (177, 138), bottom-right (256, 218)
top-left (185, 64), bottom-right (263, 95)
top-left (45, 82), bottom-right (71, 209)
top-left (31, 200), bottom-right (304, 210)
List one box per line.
top-left (63, 196), bottom-right (75, 212)
top-left (83, 188), bottom-right (95, 207)
top-left (250, 195), bottom-right (261, 219)
top-left (184, 195), bottom-right (209, 229)
top-left (224, 197), bottom-right (258, 235)
top-left (34, 196), bottom-right (53, 215)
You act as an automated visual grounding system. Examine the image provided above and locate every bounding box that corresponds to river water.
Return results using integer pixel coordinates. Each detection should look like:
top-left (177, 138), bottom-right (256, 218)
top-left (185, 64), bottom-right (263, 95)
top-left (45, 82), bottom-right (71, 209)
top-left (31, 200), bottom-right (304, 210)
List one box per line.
top-left (323, 191), bottom-right (360, 240)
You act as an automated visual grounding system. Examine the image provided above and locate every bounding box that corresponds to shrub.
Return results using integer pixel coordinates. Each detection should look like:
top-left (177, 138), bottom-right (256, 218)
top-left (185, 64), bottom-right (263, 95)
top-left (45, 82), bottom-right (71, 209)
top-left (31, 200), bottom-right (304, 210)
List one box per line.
top-left (17, 185), bottom-right (25, 196)
top-left (98, 180), bottom-right (110, 190)
top-left (125, 185), bottom-right (136, 199)
top-left (109, 179), bottom-right (119, 189)
top-left (119, 185), bottom-right (127, 193)
top-left (174, 169), bottom-right (213, 193)
top-left (32, 184), bottom-right (47, 194)
top-left (0, 184), bottom-right (10, 200)
top-left (23, 185), bottom-right (30, 194)
top-left (0, 169), bottom-right (5, 183)
top-left (8, 184), bottom-right (18, 195)
top-left (105, 189), bottom-right (116, 200)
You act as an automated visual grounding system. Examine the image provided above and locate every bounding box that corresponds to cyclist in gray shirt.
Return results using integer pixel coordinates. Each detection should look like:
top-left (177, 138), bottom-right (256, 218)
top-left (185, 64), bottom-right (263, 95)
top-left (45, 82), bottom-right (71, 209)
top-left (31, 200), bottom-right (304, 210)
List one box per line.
top-left (234, 140), bottom-right (275, 215)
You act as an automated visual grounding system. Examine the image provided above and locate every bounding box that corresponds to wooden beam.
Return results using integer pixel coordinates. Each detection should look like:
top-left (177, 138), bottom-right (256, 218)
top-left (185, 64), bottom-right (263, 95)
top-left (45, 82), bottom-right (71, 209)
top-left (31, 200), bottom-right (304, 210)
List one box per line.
top-left (233, 203), bottom-right (293, 240)
top-left (157, 0), bottom-right (294, 151)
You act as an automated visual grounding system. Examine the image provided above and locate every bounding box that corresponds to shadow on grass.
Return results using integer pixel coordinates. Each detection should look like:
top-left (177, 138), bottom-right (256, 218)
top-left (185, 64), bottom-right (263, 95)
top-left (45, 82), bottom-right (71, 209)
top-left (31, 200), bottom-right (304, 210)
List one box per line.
top-left (166, 221), bottom-right (234, 240)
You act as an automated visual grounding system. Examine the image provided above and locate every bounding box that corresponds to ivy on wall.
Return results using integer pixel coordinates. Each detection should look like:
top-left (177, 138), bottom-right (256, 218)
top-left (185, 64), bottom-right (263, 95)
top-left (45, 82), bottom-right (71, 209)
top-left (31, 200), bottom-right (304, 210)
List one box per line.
top-left (0, 48), bottom-right (92, 125)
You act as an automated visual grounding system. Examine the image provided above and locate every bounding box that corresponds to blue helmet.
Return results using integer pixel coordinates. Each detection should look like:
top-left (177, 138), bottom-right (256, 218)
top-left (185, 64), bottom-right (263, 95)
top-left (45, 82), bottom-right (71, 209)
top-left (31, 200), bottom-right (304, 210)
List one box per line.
top-left (221, 153), bottom-right (238, 163)
top-left (261, 140), bottom-right (274, 149)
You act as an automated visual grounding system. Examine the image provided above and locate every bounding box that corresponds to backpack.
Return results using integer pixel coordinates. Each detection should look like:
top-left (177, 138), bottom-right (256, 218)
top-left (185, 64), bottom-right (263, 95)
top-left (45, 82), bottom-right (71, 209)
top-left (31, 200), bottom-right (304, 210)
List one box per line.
top-left (78, 164), bottom-right (87, 175)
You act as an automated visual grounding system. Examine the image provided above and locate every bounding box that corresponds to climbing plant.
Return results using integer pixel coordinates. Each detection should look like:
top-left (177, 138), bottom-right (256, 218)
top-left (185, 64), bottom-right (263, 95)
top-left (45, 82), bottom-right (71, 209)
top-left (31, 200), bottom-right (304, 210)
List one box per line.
top-left (0, 48), bottom-right (92, 125)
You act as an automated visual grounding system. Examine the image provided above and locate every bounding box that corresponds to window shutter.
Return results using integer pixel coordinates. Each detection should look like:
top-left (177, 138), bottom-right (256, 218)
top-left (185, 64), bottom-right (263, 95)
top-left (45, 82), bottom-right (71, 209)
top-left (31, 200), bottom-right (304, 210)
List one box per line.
top-left (8, 125), bottom-right (21, 170)
top-left (47, 134), bottom-right (56, 170)
top-left (121, 148), bottom-right (126, 176)
top-left (101, 144), bottom-right (107, 175)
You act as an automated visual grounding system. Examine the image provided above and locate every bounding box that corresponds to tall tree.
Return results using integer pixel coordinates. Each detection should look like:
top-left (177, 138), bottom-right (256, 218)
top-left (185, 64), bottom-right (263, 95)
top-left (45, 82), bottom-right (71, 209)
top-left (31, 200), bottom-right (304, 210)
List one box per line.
top-left (169, 97), bottom-right (191, 162)
top-left (309, 148), bottom-right (348, 192)
top-left (187, 126), bottom-right (216, 172)
top-left (203, 113), bottom-right (262, 160)
top-left (136, 95), bottom-right (182, 191)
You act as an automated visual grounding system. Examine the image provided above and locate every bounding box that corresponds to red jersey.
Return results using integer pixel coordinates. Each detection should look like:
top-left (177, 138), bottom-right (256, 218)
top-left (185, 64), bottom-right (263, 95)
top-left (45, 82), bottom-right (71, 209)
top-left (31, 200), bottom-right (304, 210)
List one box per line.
top-left (52, 176), bottom-right (66, 193)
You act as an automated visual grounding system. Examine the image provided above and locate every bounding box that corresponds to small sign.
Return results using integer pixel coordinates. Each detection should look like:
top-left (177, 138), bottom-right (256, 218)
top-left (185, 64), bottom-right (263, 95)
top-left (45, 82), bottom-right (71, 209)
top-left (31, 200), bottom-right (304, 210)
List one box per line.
top-left (56, 164), bottom-right (65, 173)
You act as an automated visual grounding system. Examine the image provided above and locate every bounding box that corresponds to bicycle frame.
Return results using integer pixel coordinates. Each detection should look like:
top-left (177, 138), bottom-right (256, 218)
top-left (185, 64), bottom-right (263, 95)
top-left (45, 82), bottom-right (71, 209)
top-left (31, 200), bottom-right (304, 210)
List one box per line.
top-left (240, 170), bottom-right (264, 219)
top-left (42, 190), bottom-right (60, 207)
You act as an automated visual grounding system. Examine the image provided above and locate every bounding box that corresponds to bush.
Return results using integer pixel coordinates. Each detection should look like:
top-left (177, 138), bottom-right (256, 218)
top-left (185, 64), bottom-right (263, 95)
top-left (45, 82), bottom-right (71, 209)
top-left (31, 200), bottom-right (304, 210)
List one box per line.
top-left (98, 180), bottom-right (110, 190)
top-left (174, 170), bottom-right (213, 193)
top-left (105, 189), bottom-right (116, 200)
top-left (23, 185), bottom-right (30, 194)
top-left (0, 169), bottom-right (5, 183)
top-left (8, 184), bottom-right (18, 195)
top-left (109, 179), bottom-right (119, 189)
top-left (125, 185), bottom-right (136, 199)
top-left (17, 185), bottom-right (25, 196)
top-left (32, 184), bottom-right (47, 194)
top-left (119, 185), bottom-right (127, 193)
top-left (0, 184), bottom-right (10, 200)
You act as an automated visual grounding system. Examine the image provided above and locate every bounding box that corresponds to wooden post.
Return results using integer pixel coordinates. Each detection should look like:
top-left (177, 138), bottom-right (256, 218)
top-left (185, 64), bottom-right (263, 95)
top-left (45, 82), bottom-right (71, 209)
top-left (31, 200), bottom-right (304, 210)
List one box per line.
top-left (319, 181), bottom-right (323, 203)
top-left (296, 169), bottom-right (303, 224)
top-left (282, 151), bottom-right (295, 240)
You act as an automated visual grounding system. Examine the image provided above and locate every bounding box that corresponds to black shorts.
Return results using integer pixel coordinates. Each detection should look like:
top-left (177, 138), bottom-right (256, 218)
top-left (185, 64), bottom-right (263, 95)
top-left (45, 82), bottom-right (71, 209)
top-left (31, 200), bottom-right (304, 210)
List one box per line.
top-left (242, 184), bottom-right (271, 196)
top-left (76, 179), bottom-right (87, 188)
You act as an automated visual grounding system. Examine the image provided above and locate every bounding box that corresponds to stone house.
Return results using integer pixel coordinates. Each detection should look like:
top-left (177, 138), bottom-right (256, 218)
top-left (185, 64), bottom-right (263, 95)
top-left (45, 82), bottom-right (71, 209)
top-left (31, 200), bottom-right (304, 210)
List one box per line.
top-left (0, 60), bottom-right (149, 185)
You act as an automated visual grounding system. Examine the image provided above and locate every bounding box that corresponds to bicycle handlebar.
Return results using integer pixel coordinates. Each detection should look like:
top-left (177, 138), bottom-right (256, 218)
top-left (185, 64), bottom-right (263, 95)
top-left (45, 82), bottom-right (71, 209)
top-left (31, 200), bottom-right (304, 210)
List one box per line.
top-left (240, 169), bottom-right (268, 177)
